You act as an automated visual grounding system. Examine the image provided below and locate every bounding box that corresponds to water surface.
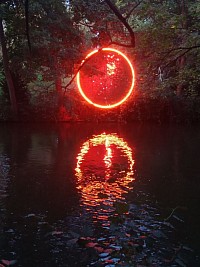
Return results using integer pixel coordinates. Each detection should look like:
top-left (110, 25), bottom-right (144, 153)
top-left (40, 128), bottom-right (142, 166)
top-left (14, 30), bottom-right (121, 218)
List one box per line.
top-left (0, 123), bottom-right (200, 266)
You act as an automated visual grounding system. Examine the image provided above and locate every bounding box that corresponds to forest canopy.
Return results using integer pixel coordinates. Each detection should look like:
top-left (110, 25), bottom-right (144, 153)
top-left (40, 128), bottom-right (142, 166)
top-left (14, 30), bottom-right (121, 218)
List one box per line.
top-left (0, 0), bottom-right (200, 122)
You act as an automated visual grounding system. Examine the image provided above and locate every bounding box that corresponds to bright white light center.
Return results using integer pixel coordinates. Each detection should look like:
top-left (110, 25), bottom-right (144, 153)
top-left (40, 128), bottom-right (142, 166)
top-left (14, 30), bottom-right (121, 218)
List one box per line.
top-left (106, 62), bottom-right (116, 75)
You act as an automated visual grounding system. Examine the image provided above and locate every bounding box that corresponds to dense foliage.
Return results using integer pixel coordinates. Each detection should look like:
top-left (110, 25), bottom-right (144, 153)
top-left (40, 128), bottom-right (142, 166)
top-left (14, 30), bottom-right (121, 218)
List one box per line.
top-left (0, 0), bottom-right (200, 122)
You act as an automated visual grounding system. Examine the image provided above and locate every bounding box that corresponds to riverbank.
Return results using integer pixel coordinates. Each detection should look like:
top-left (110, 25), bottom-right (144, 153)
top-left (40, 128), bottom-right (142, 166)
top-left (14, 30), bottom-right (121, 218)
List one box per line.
top-left (1, 96), bottom-right (200, 124)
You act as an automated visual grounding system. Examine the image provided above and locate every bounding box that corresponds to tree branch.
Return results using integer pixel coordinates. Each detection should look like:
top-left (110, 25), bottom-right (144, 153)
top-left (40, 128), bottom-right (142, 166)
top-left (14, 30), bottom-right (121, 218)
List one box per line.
top-left (159, 45), bottom-right (200, 69)
top-left (125, 0), bottom-right (143, 20)
top-left (162, 49), bottom-right (190, 70)
top-left (63, 49), bottom-right (103, 93)
top-left (162, 45), bottom-right (200, 54)
top-left (0, 17), bottom-right (18, 120)
top-left (108, 41), bottom-right (136, 48)
top-left (103, 0), bottom-right (135, 47)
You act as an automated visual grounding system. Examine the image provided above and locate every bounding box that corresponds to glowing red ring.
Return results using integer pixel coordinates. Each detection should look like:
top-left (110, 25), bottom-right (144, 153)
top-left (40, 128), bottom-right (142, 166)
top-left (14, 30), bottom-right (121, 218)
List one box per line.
top-left (77, 48), bottom-right (135, 109)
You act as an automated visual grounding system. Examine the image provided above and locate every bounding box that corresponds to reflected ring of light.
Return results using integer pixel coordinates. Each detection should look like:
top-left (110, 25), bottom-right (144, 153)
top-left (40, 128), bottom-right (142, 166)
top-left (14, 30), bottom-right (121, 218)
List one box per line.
top-left (77, 48), bottom-right (135, 109)
top-left (75, 133), bottom-right (134, 181)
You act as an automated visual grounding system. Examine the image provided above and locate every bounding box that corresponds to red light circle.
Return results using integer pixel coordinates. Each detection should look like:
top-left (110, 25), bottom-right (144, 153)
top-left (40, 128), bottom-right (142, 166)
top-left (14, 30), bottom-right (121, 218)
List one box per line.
top-left (77, 48), bottom-right (135, 109)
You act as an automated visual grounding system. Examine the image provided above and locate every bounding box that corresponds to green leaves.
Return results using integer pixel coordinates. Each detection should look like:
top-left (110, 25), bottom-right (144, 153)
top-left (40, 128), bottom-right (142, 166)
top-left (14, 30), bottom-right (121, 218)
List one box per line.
top-left (1, 0), bottom-right (200, 121)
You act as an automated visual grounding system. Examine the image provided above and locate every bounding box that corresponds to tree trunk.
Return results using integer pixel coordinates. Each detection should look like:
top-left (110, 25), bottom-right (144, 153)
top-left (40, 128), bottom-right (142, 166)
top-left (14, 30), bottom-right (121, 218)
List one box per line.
top-left (176, 0), bottom-right (188, 96)
top-left (0, 17), bottom-right (18, 120)
top-left (56, 75), bottom-right (65, 121)
top-left (176, 56), bottom-right (186, 96)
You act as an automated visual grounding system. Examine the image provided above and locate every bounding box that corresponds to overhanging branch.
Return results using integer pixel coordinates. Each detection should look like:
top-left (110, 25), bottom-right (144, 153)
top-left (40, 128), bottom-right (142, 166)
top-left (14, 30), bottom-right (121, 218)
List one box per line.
top-left (63, 49), bottom-right (103, 93)
top-left (162, 48), bottom-right (191, 70)
top-left (125, 1), bottom-right (143, 20)
top-left (104, 0), bottom-right (135, 47)
top-left (108, 41), bottom-right (136, 48)
top-left (159, 45), bottom-right (200, 68)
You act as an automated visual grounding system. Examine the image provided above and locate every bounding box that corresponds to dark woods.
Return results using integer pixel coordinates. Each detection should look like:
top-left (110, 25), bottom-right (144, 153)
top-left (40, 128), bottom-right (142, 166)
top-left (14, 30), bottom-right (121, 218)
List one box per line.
top-left (0, 0), bottom-right (200, 123)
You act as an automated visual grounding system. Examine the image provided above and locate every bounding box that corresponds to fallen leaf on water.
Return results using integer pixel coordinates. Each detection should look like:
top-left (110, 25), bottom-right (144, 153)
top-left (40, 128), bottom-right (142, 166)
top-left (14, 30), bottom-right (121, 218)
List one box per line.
top-left (25, 213), bottom-right (35, 218)
top-left (51, 231), bottom-right (63, 236)
top-left (1, 259), bottom-right (17, 266)
top-left (140, 235), bottom-right (147, 239)
top-left (97, 237), bottom-right (106, 241)
top-left (5, 229), bottom-right (14, 233)
top-left (175, 258), bottom-right (187, 267)
top-left (86, 242), bottom-right (98, 248)
top-left (139, 226), bottom-right (149, 232)
top-left (182, 245), bottom-right (193, 252)
top-left (104, 249), bottom-right (113, 254)
top-left (101, 256), bottom-right (111, 262)
top-left (99, 252), bottom-right (110, 257)
top-left (109, 244), bottom-right (122, 250)
top-left (104, 259), bottom-right (113, 264)
top-left (94, 246), bottom-right (104, 253)
top-left (111, 258), bottom-right (120, 263)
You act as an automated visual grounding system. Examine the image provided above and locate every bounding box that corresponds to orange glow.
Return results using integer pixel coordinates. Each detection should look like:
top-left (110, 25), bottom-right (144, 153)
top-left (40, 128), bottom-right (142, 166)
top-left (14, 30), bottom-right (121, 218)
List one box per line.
top-left (77, 48), bottom-right (135, 109)
top-left (75, 133), bottom-right (135, 211)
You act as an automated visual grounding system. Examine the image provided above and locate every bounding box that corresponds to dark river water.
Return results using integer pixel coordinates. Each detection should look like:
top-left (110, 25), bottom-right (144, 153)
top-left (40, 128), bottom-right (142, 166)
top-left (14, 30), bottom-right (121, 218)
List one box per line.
top-left (0, 122), bottom-right (200, 267)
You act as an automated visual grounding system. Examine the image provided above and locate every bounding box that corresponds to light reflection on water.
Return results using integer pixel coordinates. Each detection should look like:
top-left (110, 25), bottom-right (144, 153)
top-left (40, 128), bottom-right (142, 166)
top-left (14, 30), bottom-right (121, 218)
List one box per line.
top-left (0, 124), bottom-right (200, 266)
top-left (75, 133), bottom-right (135, 226)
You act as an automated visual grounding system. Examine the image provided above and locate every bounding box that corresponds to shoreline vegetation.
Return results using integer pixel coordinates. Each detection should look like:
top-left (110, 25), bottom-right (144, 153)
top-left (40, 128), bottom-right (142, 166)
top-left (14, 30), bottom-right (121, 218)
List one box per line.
top-left (1, 95), bottom-right (200, 123)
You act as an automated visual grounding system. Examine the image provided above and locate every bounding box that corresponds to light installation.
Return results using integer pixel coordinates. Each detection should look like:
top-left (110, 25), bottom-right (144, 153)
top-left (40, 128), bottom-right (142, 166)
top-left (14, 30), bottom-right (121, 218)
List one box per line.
top-left (77, 48), bottom-right (135, 109)
top-left (75, 133), bottom-right (135, 212)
